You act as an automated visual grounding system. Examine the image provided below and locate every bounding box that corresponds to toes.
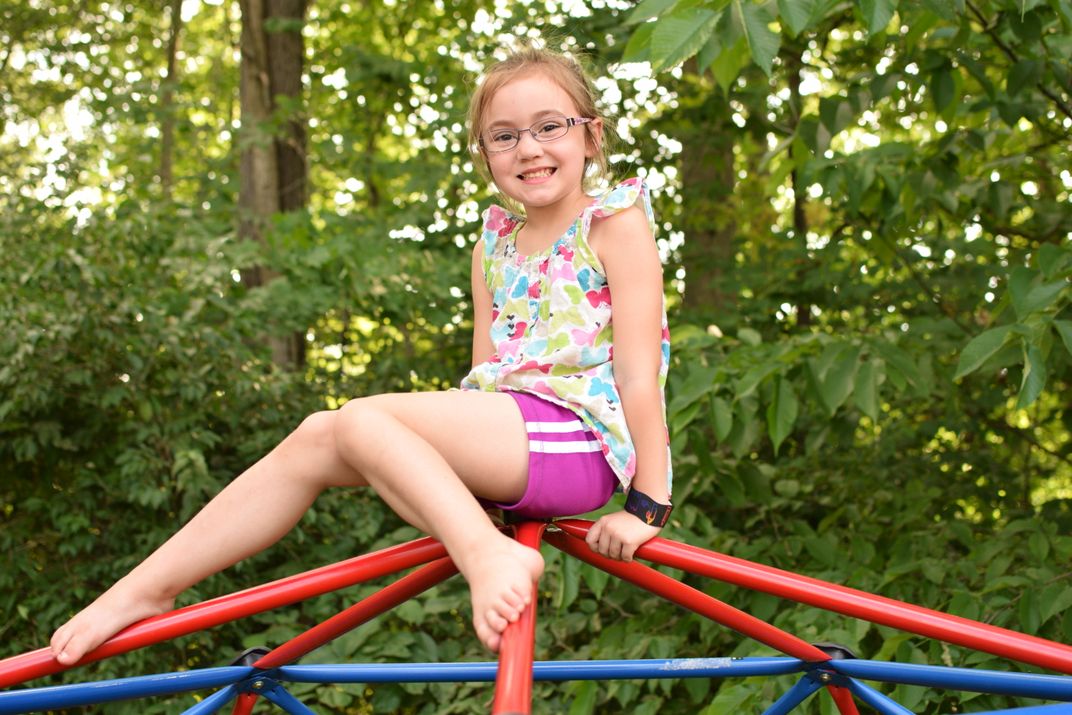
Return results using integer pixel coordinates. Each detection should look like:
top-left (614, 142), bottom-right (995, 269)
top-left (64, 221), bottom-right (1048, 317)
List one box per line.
top-left (474, 619), bottom-right (501, 653)
top-left (486, 608), bottom-right (509, 632)
top-left (510, 582), bottom-right (532, 606)
top-left (51, 625), bottom-right (75, 662)
top-left (50, 628), bottom-right (67, 655)
top-left (56, 634), bottom-right (89, 665)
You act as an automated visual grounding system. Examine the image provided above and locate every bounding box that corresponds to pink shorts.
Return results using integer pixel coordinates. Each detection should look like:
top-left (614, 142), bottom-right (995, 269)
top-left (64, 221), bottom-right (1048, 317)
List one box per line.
top-left (481, 391), bottom-right (619, 520)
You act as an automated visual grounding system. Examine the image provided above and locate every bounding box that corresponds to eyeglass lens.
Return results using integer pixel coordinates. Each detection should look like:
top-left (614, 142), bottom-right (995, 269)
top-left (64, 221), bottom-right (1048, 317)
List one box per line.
top-left (483, 116), bottom-right (571, 152)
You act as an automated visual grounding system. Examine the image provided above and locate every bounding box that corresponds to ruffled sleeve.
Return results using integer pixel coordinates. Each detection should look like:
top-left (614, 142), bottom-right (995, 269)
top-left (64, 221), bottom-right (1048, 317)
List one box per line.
top-left (576, 178), bottom-right (656, 275)
top-left (479, 204), bottom-right (522, 287)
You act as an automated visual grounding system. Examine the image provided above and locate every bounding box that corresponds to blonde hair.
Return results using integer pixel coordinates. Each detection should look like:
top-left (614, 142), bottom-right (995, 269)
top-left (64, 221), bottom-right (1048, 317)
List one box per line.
top-left (467, 46), bottom-right (614, 208)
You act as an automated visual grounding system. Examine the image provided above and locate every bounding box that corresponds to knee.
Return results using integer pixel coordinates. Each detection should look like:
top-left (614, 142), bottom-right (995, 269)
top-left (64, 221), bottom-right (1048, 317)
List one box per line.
top-left (334, 397), bottom-right (391, 468)
top-left (292, 410), bottom-right (338, 452)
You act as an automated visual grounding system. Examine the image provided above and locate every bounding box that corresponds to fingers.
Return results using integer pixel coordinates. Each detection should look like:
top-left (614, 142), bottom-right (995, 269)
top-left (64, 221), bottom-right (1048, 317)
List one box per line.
top-left (587, 518), bottom-right (626, 560)
top-left (586, 514), bottom-right (654, 562)
top-left (584, 520), bottom-right (602, 551)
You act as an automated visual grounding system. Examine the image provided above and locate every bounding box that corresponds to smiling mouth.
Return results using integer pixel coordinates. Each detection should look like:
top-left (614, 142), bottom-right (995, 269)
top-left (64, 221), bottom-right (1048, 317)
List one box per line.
top-left (519, 168), bottom-right (555, 180)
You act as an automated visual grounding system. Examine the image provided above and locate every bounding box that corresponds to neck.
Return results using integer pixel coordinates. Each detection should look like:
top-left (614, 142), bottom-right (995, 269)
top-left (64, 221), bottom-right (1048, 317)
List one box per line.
top-left (520, 188), bottom-right (592, 237)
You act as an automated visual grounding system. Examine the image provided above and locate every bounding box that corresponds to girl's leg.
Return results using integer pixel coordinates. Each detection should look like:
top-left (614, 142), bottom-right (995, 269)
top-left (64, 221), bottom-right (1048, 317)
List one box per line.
top-left (330, 391), bottom-right (541, 652)
top-left (52, 391), bottom-right (536, 662)
top-left (51, 410), bottom-right (370, 665)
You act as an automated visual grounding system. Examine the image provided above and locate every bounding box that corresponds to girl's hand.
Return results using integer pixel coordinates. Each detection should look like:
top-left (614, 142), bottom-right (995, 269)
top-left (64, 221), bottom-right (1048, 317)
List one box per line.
top-left (585, 511), bottom-right (663, 562)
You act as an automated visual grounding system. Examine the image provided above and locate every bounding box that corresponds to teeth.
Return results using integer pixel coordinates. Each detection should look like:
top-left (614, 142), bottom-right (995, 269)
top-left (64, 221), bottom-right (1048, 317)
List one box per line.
top-left (521, 168), bottom-right (554, 179)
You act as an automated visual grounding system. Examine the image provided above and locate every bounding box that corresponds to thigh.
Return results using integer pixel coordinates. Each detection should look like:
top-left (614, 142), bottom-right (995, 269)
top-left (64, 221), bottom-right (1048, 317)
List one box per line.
top-left (355, 390), bottom-right (529, 503)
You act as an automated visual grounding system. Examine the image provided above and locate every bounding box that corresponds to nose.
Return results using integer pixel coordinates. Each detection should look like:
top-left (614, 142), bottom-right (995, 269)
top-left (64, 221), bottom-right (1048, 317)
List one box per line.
top-left (516, 130), bottom-right (543, 158)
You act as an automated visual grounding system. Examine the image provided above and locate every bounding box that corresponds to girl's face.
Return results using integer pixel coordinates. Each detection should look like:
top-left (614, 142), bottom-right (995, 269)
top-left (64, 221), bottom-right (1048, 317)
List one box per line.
top-left (481, 72), bottom-right (602, 215)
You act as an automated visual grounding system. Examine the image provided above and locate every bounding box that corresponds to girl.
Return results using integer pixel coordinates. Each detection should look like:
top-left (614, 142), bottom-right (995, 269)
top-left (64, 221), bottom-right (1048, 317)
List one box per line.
top-left (50, 46), bottom-right (672, 660)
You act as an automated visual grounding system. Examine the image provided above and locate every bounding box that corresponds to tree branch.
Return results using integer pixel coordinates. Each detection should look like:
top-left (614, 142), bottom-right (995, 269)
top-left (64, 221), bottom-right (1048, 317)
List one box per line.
top-left (874, 232), bottom-right (975, 335)
top-left (965, 0), bottom-right (1072, 123)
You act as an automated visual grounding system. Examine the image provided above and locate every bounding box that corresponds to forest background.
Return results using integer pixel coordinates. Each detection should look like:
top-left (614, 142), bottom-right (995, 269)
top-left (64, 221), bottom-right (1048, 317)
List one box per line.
top-left (2, 0), bottom-right (1071, 712)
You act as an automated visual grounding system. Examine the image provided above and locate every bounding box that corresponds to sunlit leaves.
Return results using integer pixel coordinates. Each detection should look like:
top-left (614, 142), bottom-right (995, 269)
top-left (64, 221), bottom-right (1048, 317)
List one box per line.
top-left (624, 0), bottom-right (779, 77)
top-left (649, 7), bottom-right (720, 72)
top-left (857, 0), bottom-right (897, 35)
top-left (732, 0), bottom-right (780, 76)
top-left (778, 0), bottom-right (816, 36)
top-left (626, 0), bottom-right (681, 25)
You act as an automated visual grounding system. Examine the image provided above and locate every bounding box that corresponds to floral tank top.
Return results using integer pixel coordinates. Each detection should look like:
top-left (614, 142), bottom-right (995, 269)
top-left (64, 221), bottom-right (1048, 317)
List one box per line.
top-left (460, 178), bottom-right (672, 493)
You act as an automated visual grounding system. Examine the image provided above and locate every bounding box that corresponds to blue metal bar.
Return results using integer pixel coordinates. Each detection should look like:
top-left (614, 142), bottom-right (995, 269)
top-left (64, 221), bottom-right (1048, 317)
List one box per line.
top-left (0, 666), bottom-right (251, 715)
top-left (259, 682), bottom-right (319, 715)
top-left (844, 678), bottom-right (915, 715)
top-left (179, 684), bottom-right (242, 715)
top-left (832, 659), bottom-right (1072, 701)
top-left (279, 657), bottom-right (805, 683)
top-left (968, 705), bottom-right (1072, 714)
top-left (760, 674), bottom-right (824, 715)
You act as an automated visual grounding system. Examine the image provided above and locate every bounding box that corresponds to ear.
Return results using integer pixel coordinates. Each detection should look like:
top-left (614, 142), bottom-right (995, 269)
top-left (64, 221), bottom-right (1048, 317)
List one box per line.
top-left (585, 118), bottom-right (604, 158)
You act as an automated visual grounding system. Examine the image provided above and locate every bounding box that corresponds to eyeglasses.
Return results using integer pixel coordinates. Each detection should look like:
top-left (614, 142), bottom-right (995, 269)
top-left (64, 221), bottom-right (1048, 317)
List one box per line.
top-left (480, 116), bottom-right (593, 154)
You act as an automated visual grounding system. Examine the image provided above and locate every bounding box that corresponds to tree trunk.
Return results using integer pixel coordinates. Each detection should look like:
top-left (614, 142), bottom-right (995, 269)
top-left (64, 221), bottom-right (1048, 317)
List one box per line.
top-left (267, 0), bottom-right (307, 212)
top-left (785, 44), bottom-right (812, 328)
top-left (159, 0), bottom-right (184, 201)
top-left (237, 0), bottom-right (308, 369)
top-left (678, 69), bottom-right (737, 320)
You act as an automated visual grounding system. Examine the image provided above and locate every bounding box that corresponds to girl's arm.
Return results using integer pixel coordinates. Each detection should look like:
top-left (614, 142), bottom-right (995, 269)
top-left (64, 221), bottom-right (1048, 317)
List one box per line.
top-left (471, 239), bottom-right (496, 368)
top-left (586, 205), bottom-right (670, 561)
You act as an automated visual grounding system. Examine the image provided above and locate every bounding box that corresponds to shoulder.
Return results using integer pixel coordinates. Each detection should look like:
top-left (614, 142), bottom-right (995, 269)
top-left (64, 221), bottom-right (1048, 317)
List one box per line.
top-left (588, 203), bottom-right (652, 248)
top-left (587, 178), bottom-right (655, 257)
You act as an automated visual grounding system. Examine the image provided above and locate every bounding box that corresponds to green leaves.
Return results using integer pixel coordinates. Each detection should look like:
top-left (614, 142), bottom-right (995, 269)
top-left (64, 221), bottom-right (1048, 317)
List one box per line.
top-left (766, 376), bottom-right (798, 453)
top-left (732, 0), bottom-right (780, 76)
top-left (1018, 342), bottom-right (1048, 409)
top-left (955, 249), bottom-right (1071, 408)
top-left (650, 8), bottom-right (721, 73)
top-left (778, 0), bottom-right (816, 36)
top-left (954, 325), bottom-right (1015, 380)
top-left (857, 0), bottom-right (897, 34)
top-left (1009, 266), bottom-right (1068, 319)
top-left (625, 0), bottom-right (781, 77)
top-left (669, 332), bottom-right (902, 460)
top-left (811, 345), bottom-right (862, 417)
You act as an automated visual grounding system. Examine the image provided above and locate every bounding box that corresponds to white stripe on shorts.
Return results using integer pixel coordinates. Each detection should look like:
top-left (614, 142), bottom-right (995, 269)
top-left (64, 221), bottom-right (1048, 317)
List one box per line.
top-left (525, 420), bottom-right (586, 434)
top-left (529, 439), bottom-right (602, 454)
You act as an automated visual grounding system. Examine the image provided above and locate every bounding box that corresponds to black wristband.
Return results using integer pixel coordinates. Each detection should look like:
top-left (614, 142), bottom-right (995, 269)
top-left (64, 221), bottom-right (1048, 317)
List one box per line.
top-left (624, 488), bottom-right (672, 528)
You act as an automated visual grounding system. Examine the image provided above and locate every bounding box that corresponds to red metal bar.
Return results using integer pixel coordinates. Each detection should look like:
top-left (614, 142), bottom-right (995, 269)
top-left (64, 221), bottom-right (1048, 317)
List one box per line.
top-left (0, 536), bottom-right (447, 688)
top-left (827, 684), bottom-right (860, 715)
top-left (555, 520), bottom-right (1072, 675)
top-left (253, 558), bottom-right (458, 669)
top-left (230, 692), bottom-right (258, 714)
top-left (546, 530), bottom-right (830, 662)
top-left (492, 522), bottom-right (547, 715)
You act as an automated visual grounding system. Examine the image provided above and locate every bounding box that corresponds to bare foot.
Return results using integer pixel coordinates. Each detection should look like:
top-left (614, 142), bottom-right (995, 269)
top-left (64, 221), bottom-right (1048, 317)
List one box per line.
top-left (456, 535), bottom-right (544, 652)
top-left (50, 583), bottom-right (173, 666)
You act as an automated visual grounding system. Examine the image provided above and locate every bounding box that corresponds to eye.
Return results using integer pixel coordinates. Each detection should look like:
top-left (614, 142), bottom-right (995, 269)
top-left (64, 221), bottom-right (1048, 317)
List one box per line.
top-left (537, 120), bottom-right (565, 134)
top-left (490, 130), bottom-right (516, 143)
